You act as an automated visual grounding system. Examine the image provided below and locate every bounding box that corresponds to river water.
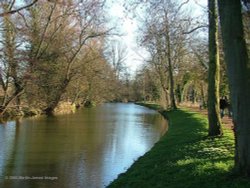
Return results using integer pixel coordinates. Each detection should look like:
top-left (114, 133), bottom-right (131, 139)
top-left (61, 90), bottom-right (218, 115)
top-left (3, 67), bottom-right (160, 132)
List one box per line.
top-left (0, 103), bottom-right (167, 188)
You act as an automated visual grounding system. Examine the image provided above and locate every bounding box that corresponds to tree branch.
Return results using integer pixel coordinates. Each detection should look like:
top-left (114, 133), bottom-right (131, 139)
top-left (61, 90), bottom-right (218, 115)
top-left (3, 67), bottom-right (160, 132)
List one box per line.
top-left (0, 0), bottom-right (39, 17)
top-left (177, 0), bottom-right (190, 12)
top-left (183, 25), bottom-right (208, 34)
top-left (9, 0), bottom-right (16, 11)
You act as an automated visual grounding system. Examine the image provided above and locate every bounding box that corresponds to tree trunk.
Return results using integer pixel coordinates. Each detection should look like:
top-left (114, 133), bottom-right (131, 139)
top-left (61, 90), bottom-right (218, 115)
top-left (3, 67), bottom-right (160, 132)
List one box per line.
top-left (176, 84), bottom-right (182, 103)
top-left (166, 30), bottom-right (177, 109)
top-left (159, 77), bottom-right (170, 108)
top-left (168, 57), bottom-right (177, 109)
top-left (207, 0), bottom-right (223, 136)
top-left (200, 82), bottom-right (206, 108)
top-left (218, 0), bottom-right (250, 176)
top-left (44, 78), bottom-right (70, 115)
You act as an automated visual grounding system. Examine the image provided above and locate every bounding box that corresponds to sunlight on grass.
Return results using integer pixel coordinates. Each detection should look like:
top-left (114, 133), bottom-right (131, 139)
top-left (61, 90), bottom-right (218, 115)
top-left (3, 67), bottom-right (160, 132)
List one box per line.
top-left (108, 103), bottom-right (250, 188)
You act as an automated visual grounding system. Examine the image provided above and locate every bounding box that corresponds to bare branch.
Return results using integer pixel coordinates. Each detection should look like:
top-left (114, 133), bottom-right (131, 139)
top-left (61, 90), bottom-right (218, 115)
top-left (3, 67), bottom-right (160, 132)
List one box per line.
top-left (35, 2), bottom-right (57, 58)
top-left (17, 12), bottom-right (31, 29)
top-left (0, 0), bottom-right (39, 17)
top-left (177, 0), bottom-right (190, 12)
top-left (183, 25), bottom-right (208, 34)
top-left (9, 0), bottom-right (16, 11)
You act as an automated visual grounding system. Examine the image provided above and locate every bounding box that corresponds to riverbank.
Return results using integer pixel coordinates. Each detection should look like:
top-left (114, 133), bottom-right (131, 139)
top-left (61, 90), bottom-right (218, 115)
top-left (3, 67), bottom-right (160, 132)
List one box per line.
top-left (108, 102), bottom-right (250, 187)
top-left (0, 102), bottom-right (76, 123)
top-left (0, 107), bottom-right (43, 122)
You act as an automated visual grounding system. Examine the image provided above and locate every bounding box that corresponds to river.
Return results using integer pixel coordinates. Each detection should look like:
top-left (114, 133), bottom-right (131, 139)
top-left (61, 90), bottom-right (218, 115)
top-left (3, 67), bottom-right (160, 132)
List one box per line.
top-left (0, 103), bottom-right (167, 188)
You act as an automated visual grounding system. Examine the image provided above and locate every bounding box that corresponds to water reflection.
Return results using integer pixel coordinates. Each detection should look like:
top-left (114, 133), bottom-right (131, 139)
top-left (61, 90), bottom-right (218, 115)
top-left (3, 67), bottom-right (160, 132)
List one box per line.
top-left (0, 103), bottom-right (167, 188)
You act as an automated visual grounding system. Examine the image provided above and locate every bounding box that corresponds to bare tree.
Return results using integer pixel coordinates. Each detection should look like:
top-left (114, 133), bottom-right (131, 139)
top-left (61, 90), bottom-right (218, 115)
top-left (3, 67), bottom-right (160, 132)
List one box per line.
top-left (139, 0), bottom-right (192, 109)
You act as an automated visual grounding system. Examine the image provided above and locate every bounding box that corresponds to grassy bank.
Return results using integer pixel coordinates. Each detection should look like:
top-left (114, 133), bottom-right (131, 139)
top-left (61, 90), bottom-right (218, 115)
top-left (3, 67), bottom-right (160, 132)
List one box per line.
top-left (108, 103), bottom-right (250, 188)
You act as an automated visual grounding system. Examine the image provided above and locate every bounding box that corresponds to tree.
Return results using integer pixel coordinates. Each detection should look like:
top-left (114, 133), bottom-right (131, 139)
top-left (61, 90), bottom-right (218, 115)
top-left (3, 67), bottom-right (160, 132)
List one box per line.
top-left (218, 0), bottom-right (250, 176)
top-left (147, 34), bottom-right (171, 107)
top-left (18, 1), bottom-right (110, 114)
top-left (207, 0), bottom-right (223, 136)
top-left (0, 2), bottom-right (25, 116)
top-left (139, 0), bottom-right (192, 109)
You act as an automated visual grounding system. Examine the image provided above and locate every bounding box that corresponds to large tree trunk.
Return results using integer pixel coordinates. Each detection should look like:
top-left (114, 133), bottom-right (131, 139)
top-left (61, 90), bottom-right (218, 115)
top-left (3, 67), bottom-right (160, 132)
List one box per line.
top-left (159, 77), bottom-right (170, 108)
top-left (218, 0), bottom-right (250, 176)
top-left (207, 0), bottom-right (223, 136)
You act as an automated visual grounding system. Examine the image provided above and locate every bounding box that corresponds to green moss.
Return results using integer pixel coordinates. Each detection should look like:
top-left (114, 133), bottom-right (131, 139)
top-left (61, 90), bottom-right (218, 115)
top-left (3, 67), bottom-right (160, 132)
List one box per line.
top-left (108, 103), bottom-right (250, 188)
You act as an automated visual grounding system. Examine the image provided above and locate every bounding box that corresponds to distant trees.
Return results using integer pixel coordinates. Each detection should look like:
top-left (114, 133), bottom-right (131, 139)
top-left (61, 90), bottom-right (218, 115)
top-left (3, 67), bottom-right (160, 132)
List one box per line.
top-left (132, 65), bottom-right (161, 103)
top-left (104, 40), bottom-right (130, 102)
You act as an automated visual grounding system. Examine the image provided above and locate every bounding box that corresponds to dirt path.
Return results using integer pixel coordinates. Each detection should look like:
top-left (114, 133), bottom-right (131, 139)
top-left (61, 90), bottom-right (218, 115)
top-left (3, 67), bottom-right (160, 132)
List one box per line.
top-left (180, 105), bottom-right (234, 130)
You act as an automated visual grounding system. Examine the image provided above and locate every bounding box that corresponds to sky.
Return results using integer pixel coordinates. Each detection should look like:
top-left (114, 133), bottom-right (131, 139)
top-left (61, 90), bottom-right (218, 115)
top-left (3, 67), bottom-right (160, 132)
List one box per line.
top-left (106, 0), bottom-right (208, 75)
top-left (106, 0), bottom-right (141, 75)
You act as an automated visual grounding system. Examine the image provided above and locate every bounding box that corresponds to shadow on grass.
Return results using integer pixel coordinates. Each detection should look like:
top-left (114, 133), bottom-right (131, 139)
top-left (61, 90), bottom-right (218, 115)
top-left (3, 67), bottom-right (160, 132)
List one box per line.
top-left (108, 106), bottom-right (250, 188)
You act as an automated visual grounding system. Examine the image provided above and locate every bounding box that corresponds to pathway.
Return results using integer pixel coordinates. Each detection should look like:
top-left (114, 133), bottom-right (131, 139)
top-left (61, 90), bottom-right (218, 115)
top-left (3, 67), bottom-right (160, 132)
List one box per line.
top-left (180, 104), bottom-right (234, 130)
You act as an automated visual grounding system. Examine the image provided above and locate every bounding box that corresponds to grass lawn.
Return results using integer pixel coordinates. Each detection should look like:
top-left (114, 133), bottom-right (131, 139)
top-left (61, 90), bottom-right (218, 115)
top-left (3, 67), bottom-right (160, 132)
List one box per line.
top-left (108, 103), bottom-right (250, 188)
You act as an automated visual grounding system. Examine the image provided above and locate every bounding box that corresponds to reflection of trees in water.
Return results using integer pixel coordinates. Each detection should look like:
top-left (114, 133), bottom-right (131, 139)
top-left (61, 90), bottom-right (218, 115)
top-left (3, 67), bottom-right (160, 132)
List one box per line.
top-left (1, 119), bottom-right (26, 188)
top-left (138, 113), bottom-right (168, 135)
top-left (0, 104), bottom-right (167, 187)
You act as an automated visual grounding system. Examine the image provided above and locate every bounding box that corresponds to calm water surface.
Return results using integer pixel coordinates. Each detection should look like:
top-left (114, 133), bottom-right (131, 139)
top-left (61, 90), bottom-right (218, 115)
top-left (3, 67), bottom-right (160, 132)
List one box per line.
top-left (0, 103), bottom-right (167, 188)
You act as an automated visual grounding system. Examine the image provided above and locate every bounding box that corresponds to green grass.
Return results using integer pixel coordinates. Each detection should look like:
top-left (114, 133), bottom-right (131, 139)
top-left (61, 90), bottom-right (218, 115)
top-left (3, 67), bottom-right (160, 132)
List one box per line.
top-left (108, 103), bottom-right (250, 188)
